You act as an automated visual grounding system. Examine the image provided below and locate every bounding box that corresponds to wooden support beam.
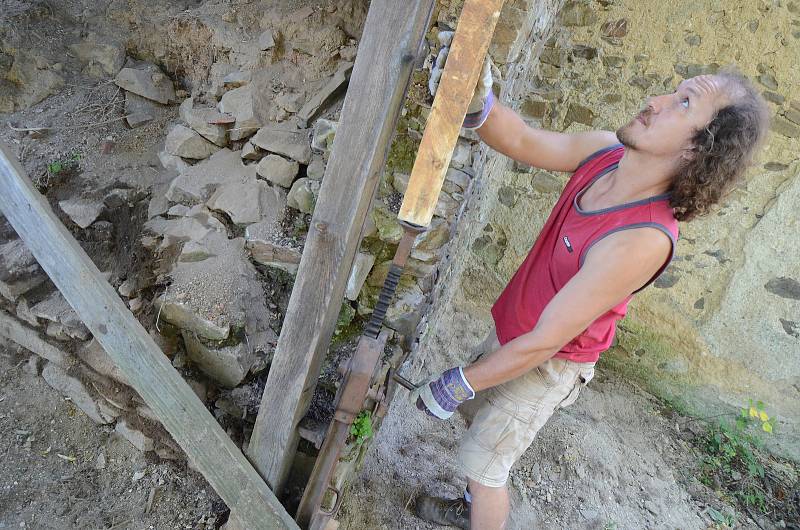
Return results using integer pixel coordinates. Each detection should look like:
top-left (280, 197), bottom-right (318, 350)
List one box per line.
top-left (0, 145), bottom-right (298, 530)
top-left (247, 0), bottom-right (436, 494)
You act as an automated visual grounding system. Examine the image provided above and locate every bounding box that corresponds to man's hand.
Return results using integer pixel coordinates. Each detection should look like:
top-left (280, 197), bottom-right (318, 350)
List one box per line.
top-left (428, 30), bottom-right (497, 130)
top-left (410, 366), bottom-right (475, 419)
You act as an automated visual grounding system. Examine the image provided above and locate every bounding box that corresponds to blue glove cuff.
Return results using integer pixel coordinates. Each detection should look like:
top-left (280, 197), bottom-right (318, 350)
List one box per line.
top-left (463, 90), bottom-right (495, 129)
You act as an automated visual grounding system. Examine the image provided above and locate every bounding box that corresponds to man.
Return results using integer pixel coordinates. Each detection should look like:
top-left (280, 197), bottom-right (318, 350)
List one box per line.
top-left (411, 32), bottom-right (769, 530)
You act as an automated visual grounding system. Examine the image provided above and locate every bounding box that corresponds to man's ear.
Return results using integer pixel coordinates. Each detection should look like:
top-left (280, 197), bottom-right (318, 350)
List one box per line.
top-left (680, 145), bottom-right (696, 162)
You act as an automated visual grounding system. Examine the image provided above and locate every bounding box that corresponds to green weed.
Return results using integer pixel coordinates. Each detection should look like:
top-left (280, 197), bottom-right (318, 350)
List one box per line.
top-left (350, 411), bottom-right (373, 445)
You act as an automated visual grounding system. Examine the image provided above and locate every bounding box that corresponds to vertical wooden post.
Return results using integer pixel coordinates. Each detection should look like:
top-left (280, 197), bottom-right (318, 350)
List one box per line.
top-left (0, 145), bottom-right (298, 530)
top-left (247, 0), bottom-right (436, 494)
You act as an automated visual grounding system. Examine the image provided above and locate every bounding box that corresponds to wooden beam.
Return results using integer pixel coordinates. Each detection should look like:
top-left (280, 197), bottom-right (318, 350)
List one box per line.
top-left (247, 0), bottom-right (436, 494)
top-left (0, 145), bottom-right (298, 530)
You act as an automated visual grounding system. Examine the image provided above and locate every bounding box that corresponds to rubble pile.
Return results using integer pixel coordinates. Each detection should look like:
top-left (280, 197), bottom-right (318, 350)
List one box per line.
top-left (0, 2), bottom-right (483, 474)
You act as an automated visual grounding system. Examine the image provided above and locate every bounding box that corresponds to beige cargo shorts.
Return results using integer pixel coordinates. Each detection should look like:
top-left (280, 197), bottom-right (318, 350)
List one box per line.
top-left (457, 327), bottom-right (595, 488)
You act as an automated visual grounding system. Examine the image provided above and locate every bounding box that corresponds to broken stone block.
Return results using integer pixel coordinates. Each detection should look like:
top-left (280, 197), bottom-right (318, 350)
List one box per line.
top-left (15, 298), bottom-right (39, 327)
top-left (206, 178), bottom-right (287, 226)
top-left (413, 217), bottom-right (450, 251)
top-left (218, 85), bottom-right (261, 141)
top-left (370, 203), bottom-right (403, 243)
top-left (0, 310), bottom-right (71, 367)
top-left (298, 61), bottom-right (354, 126)
top-left (256, 154), bottom-right (299, 188)
top-left (153, 295), bottom-right (230, 341)
top-left (241, 141), bottom-right (263, 160)
top-left (42, 362), bottom-right (116, 424)
top-left (433, 190), bottom-right (460, 219)
top-left (68, 38), bottom-right (125, 77)
top-left (258, 30), bottom-right (276, 51)
top-left (244, 221), bottom-right (302, 274)
top-left (165, 124), bottom-right (221, 160)
top-left (158, 150), bottom-right (190, 173)
top-left (115, 418), bottom-right (154, 452)
top-left (0, 239), bottom-right (47, 302)
top-left (252, 123), bottom-right (312, 164)
top-left (179, 98), bottom-right (229, 146)
top-left (115, 63), bottom-right (176, 104)
top-left (444, 168), bottom-right (471, 194)
top-left (306, 156), bottom-right (326, 180)
top-left (287, 178), bottom-right (321, 214)
top-left (384, 283), bottom-right (425, 337)
top-left (125, 92), bottom-right (162, 128)
top-left (78, 338), bottom-right (128, 386)
top-left (275, 92), bottom-right (304, 114)
top-left (222, 70), bottom-right (251, 90)
top-left (311, 119), bottom-right (338, 154)
top-left (165, 149), bottom-right (258, 204)
top-left (182, 331), bottom-right (253, 388)
top-left (345, 252), bottom-right (375, 301)
top-left (31, 291), bottom-right (90, 341)
top-left (58, 197), bottom-right (104, 229)
top-left (145, 206), bottom-right (228, 251)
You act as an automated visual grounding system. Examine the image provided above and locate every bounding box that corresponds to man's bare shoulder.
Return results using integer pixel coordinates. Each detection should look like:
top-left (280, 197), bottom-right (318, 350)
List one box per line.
top-left (569, 130), bottom-right (621, 169)
top-left (582, 227), bottom-right (672, 291)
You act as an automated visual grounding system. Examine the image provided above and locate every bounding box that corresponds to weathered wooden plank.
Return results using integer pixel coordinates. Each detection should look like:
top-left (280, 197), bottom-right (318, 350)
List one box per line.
top-left (247, 0), bottom-right (436, 494)
top-left (398, 0), bottom-right (504, 227)
top-left (0, 145), bottom-right (298, 530)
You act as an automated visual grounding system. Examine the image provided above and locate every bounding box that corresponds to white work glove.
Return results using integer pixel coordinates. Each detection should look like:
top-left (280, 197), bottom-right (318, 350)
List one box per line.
top-left (428, 30), bottom-right (498, 129)
top-left (409, 366), bottom-right (476, 420)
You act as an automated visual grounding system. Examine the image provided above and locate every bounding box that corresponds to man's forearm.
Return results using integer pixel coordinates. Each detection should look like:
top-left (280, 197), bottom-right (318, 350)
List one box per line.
top-left (462, 330), bottom-right (559, 392)
top-left (475, 102), bottom-right (529, 159)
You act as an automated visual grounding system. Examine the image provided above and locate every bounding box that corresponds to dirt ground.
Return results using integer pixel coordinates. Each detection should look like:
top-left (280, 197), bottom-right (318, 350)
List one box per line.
top-left (0, 339), bottom-right (224, 529)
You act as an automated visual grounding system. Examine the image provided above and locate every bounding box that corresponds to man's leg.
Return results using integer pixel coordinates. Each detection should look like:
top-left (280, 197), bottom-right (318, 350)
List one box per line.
top-left (468, 479), bottom-right (509, 530)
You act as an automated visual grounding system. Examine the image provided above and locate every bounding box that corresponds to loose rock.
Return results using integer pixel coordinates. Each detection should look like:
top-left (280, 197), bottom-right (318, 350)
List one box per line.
top-left (256, 154), bottom-right (300, 188)
top-left (58, 197), bottom-right (105, 229)
top-left (252, 123), bottom-right (312, 164)
top-left (311, 119), bottom-right (338, 154)
top-left (287, 178), bottom-right (321, 214)
top-left (346, 252), bottom-right (376, 301)
top-left (179, 98), bottom-right (229, 146)
top-left (165, 124), bottom-right (221, 160)
top-left (115, 62), bottom-right (176, 104)
top-left (182, 331), bottom-right (254, 388)
top-left (0, 239), bottom-right (46, 302)
top-left (218, 85), bottom-right (261, 141)
top-left (41, 363), bottom-right (117, 424)
top-left (298, 61), bottom-right (354, 125)
top-left (206, 179), bottom-right (287, 226)
top-left (165, 149), bottom-right (257, 203)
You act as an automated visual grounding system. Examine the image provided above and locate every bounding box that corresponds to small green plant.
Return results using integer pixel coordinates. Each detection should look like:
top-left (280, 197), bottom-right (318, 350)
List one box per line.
top-left (700, 399), bottom-right (773, 512)
top-left (350, 411), bottom-right (373, 445)
top-left (47, 160), bottom-right (63, 175)
top-left (707, 506), bottom-right (736, 528)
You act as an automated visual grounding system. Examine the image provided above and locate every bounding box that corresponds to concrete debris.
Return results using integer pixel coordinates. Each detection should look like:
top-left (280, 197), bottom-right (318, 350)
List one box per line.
top-left (179, 98), bottom-right (229, 146)
top-left (241, 141), bottom-right (263, 160)
top-left (115, 418), bottom-right (154, 452)
top-left (124, 92), bottom-right (161, 128)
top-left (78, 338), bottom-right (128, 386)
top-left (252, 123), bottom-right (312, 164)
top-left (287, 178), bottom-right (320, 214)
top-left (345, 252), bottom-right (375, 301)
top-left (245, 221), bottom-right (302, 274)
top-left (30, 291), bottom-right (90, 341)
top-left (206, 178), bottom-right (287, 226)
top-left (157, 150), bottom-right (191, 173)
top-left (165, 124), bottom-right (221, 160)
top-left (0, 239), bottom-right (46, 302)
top-left (58, 197), bottom-right (105, 229)
top-left (68, 37), bottom-right (125, 77)
top-left (115, 62), bottom-right (176, 104)
top-left (306, 156), bottom-right (326, 180)
top-left (182, 330), bottom-right (254, 388)
top-left (311, 119), bottom-right (338, 154)
top-left (153, 295), bottom-right (230, 342)
top-left (165, 149), bottom-right (257, 203)
top-left (298, 61), bottom-right (354, 126)
top-left (256, 154), bottom-right (299, 188)
top-left (218, 85), bottom-right (261, 141)
top-left (258, 30), bottom-right (276, 51)
top-left (41, 362), bottom-right (117, 424)
top-left (0, 310), bottom-right (71, 367)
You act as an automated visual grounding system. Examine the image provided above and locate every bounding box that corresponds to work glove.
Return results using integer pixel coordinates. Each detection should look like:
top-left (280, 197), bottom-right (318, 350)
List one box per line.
top-left (410, 366), bottom-right (476, 420)
top-left (428, 30), bottom-right (498, 130)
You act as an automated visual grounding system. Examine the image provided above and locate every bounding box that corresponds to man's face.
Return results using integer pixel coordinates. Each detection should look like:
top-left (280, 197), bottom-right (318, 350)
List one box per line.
top-left (617, 75), bottom-right (730, 159)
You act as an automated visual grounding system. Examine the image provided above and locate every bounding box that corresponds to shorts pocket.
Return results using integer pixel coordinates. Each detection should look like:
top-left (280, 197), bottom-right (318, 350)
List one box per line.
top-left (558, 368), bottom-right (593, 409)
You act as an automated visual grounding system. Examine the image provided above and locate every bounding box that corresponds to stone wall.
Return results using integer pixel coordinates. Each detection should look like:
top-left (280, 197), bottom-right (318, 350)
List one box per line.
top-left (418, 0), bottom-right (800, 461)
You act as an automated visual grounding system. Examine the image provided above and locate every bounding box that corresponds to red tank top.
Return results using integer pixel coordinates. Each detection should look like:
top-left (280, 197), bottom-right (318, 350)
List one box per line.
top-left (490, 144), bottom-right (679, 363)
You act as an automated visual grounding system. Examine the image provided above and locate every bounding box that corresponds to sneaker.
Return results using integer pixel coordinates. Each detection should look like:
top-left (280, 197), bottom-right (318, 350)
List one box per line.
top-left (413, 495), bottom-right (470, 529)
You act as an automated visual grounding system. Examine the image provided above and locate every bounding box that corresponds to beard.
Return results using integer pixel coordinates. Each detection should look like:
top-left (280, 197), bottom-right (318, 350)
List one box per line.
top-left (616, 119), bottom-right (638, 150)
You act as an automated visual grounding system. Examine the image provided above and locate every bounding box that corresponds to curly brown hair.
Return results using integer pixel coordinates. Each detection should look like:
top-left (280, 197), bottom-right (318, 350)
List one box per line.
top-left (669, 69), bottom-right (770, 221)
